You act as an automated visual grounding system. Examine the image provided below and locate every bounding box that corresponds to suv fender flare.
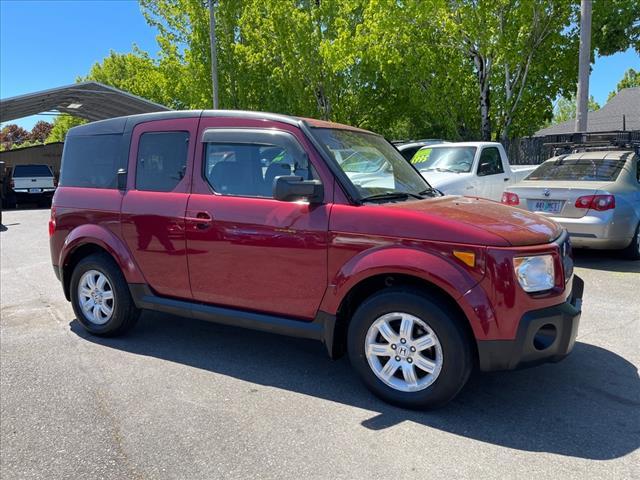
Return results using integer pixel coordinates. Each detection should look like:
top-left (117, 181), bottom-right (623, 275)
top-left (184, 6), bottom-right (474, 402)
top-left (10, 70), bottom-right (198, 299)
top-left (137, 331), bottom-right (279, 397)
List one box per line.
top-left (59, 224), bottom-right (145, 287)
top-left (320, 247), bottom-right (495, 338)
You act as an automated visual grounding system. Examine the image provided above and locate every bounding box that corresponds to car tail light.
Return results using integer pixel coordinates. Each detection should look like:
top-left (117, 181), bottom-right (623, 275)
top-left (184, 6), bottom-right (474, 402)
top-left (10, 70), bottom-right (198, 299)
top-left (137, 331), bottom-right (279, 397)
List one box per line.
top-left (10, 178), bottom-right (14, 189)
top-left (575, 195), bottom-right (615, 211)
top-left (501, 191), bottom-right (520, 206)
top-left (48, 207), bottom-right (56, 237)
top-left (53, 177), bottom-right (58, 187)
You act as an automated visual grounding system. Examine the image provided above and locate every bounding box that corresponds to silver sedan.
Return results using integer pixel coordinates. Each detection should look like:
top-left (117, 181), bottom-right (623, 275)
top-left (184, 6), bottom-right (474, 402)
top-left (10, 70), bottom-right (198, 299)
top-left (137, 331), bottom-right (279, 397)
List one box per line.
top-left (502, 150), bottom-right (640, 259)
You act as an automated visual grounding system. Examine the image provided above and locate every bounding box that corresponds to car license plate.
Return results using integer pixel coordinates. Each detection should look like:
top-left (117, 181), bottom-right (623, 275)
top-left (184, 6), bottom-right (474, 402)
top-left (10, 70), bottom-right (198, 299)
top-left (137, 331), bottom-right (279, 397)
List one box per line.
top-left (533, 200), bottom-right (562, 213)
top-left (29, 188), bottom-right (42, 193)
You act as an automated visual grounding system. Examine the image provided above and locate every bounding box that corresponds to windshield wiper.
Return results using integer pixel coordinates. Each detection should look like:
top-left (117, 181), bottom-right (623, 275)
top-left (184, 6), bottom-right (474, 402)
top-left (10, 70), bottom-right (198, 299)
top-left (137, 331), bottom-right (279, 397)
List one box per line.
top-left (361, 192), bottom-right (412, 203)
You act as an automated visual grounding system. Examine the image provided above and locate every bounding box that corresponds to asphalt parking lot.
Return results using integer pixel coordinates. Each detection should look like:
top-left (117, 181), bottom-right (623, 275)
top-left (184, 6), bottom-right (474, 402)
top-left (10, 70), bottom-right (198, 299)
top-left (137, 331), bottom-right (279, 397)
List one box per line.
top-left (1, 208), bottom-right (638, 479)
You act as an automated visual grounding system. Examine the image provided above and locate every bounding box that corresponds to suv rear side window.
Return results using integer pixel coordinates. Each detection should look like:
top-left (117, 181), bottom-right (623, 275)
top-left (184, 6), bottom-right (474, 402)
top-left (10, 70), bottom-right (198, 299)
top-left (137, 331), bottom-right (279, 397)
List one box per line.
top-left (59, 134), bottom-right (122, 189)
top-left (136, 132), bottom-right (189, 192)
top-left (204, 143), bottom-right (311, 198)
top-left (13, 165), bottom-right (52, 177)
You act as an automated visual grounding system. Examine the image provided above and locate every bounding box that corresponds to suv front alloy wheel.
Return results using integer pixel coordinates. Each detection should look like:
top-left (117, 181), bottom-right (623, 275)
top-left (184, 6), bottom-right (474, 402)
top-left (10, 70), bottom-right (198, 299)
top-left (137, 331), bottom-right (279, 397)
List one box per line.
top-left (348, 288), bottom-right (472, 409)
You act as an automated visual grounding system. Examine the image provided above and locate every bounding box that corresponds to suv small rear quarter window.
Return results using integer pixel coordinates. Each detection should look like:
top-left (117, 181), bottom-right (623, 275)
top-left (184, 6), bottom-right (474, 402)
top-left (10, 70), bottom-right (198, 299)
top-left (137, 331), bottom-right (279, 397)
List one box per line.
top-left (59, 134), bottom-right (122, 188)
top-left (136, 131), bottom-right (189, 192)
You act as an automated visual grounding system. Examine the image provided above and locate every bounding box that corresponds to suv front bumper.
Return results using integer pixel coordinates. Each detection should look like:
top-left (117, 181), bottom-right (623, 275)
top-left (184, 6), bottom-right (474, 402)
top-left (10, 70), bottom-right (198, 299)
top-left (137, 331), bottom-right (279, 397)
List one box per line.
top-left (477, 275), bottom-right (584, 371)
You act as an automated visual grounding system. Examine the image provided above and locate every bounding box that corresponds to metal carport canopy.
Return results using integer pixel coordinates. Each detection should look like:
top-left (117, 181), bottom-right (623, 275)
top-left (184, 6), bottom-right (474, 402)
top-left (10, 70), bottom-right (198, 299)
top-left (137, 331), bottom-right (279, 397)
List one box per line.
top-left (0, 81), bottom-right (170, 123)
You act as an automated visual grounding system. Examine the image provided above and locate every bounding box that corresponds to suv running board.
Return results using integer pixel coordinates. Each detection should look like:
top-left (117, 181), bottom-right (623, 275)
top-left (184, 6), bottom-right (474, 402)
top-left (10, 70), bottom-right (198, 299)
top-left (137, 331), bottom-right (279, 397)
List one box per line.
top-left (128, 284), bottom-right (338, 358)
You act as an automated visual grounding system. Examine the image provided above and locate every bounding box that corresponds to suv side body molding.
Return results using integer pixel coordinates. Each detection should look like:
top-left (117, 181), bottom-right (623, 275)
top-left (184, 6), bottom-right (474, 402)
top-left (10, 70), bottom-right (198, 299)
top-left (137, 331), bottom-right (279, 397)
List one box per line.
top-left (128, 284), bottom-right (338, 357)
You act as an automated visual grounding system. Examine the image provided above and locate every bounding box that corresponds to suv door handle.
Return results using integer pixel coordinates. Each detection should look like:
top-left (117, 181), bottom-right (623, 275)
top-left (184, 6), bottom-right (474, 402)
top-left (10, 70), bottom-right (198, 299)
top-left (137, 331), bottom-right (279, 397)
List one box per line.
top-left (504, 177), bottom-right (510, 182)
top-left (185, 211), bottom-right (213, 229)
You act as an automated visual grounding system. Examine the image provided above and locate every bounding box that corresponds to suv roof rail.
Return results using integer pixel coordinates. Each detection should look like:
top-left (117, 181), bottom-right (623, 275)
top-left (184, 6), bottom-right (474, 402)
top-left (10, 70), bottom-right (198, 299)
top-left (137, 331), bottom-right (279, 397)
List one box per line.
top-left (543, 131), bottom-right (640, 155)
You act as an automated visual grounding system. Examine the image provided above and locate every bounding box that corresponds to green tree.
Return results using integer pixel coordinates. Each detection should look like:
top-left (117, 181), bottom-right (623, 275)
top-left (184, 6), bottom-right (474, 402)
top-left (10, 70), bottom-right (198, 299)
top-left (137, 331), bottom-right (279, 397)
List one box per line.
top-left (607, 68), bottom-right (640, 101)
top-left (551, 94), bottom-right (600, 124)
top-left (45, 115), bottom-right (86, 143)
top-left (81, 0), bottom-right (640, 143)
top-left (83, 49), bottom-right (173, 107)
top-left (331, 0), bottom-right (477, 139)
top-left (592, 0), bottom-right (640, 56)
top-left (446, 0), bottom-right (581, 141)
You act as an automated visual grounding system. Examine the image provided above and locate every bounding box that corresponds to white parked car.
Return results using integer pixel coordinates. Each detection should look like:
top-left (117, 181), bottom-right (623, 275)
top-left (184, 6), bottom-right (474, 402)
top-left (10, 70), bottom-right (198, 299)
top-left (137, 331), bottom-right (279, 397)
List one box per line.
top-left (410, 142), bottom-right (536, 201)
top-left (395, 139), bottom-right (448, 161)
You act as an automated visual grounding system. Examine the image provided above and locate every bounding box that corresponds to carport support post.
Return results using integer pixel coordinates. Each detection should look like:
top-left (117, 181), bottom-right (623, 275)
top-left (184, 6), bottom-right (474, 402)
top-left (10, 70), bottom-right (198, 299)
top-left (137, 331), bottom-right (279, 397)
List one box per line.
top-left (209, 0), bottom-right (219, 109)
top-left (575, 0), bottom-right (592, 133)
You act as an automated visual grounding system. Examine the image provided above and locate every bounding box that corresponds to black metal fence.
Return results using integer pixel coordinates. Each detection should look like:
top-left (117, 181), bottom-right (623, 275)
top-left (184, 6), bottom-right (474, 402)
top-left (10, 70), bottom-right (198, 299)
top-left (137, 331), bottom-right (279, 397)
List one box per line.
top-left (506, 131), bottom-right (640, 165)
top-left (506, 137), bottom-right (553, 165)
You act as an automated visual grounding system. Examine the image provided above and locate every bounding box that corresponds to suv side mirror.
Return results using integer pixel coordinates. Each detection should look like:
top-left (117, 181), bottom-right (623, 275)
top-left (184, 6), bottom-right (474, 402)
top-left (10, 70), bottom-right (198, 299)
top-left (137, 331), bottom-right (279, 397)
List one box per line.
top-left (273, 175), bottom-right (323, 204)
top-left (117, 168), bottom-right (127, 191)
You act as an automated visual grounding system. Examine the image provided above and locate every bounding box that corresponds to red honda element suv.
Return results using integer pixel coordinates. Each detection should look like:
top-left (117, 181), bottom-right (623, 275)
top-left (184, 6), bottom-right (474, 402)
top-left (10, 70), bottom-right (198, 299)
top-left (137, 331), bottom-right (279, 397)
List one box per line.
top-left (49, 111), bottom-right (583, 408)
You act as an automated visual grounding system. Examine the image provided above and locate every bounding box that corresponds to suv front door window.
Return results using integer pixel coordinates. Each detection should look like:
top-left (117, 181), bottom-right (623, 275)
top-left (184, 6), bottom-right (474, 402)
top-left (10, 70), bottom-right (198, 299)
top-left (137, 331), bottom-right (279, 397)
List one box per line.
top-left (203, 142), bottom-right (314, 198)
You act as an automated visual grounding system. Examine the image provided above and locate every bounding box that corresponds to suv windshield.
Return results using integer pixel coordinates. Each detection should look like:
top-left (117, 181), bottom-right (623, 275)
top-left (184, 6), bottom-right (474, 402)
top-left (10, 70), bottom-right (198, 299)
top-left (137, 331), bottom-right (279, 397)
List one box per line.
top-left (528, 158), bottom-right (625, 181)
top-left (312, 128), bottom-right (432, 200)
top-left (410, 146), bottom-right (476, 173)
top-left (13, 165), bottom-right (53, 177)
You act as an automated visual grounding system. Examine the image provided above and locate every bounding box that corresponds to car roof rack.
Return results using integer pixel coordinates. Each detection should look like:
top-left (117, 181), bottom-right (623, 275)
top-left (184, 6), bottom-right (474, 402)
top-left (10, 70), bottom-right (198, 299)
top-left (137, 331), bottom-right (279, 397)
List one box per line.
top-left (543, 131), bottom-right (640, 155)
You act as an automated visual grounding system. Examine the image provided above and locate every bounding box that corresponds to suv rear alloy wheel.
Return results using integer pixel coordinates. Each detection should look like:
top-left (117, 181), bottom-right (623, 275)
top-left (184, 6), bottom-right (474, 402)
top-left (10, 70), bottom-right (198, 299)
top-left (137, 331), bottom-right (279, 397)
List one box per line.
top-left (348, 288), bottom-right (472, 409)
top-left (70, 253), bottom-right (140, 336)
top-left (77, 270), bottom-right (115, 325)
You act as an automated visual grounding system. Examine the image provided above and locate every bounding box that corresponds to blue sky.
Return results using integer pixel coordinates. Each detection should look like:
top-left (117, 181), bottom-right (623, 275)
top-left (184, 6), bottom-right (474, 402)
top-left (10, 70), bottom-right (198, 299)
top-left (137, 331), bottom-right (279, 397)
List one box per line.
top-left (0, 0), bottom-right (157, 129)
top-left (1, 0), bottom-right (639, 130)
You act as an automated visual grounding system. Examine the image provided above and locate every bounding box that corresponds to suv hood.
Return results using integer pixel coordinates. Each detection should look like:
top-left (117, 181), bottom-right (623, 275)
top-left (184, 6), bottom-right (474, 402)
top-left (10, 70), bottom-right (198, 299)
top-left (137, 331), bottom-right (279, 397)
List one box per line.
top-left (384, 195), bottom-right (562, 247)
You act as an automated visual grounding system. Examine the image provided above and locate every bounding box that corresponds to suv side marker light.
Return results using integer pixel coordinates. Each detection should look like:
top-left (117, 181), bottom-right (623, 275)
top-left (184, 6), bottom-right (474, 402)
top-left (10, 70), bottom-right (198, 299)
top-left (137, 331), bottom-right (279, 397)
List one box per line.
top-left (453, 251), bottom-right (475, 267)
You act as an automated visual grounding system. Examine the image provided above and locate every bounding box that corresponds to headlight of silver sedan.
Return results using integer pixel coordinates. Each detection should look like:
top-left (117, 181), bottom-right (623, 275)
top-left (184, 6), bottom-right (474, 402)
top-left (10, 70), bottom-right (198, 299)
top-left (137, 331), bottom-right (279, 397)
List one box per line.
top-left (513, 255), bottom-right (555, 292)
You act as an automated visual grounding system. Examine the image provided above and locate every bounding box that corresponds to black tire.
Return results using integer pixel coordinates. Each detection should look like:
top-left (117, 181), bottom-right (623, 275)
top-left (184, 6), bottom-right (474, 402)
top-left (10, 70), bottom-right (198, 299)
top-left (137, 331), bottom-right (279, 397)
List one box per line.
top-left (348, 288), bottom-right (473, 409)
top-left (70, 253), bottom-right (140, 336)
top-left (6, 194), bottom-right (16, 209)
top-left (37, 196), bottom-right (52, 208)
top-left (622, 223), bottom-right (640, 261)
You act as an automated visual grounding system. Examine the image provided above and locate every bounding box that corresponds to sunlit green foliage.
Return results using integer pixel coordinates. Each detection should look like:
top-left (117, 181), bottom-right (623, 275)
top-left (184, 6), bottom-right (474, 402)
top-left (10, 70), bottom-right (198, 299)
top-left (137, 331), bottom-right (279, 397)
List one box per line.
top-left (76, 0), bottom-right (638, 142)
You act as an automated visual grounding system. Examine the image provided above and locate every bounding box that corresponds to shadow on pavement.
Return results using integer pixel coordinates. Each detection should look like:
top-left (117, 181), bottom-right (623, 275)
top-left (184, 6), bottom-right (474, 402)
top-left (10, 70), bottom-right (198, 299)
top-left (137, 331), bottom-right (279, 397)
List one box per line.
top-left (3, 205), bottom-right (51, 212)
top-left (573, 248), bottom-right (640, 273)
top-left (70, 312), bottom-right (639, 460)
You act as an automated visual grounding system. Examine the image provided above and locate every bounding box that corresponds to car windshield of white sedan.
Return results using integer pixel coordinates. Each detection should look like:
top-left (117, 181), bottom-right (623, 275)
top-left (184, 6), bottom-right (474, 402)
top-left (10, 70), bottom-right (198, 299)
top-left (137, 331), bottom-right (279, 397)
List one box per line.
top-left (410, 146), bottom-right (476, 173)
top-left (312, 128), bottom-right (432, 200)
top-left (527, 158), bottom-right (625, 181)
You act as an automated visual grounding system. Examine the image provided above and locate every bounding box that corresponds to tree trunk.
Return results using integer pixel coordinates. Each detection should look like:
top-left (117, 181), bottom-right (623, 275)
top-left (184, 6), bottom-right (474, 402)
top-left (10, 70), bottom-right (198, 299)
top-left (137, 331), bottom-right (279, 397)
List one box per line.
top-left (473, 54), bottom-right (492, 141)
top-left (315, 84), bottom-right (331, 120)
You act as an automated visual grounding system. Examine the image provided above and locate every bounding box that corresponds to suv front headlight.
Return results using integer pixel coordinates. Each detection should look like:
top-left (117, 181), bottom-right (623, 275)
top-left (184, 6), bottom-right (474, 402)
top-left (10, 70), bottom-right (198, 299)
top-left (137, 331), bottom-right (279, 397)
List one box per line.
top-left (513, 255), bottom-right (555, 292)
